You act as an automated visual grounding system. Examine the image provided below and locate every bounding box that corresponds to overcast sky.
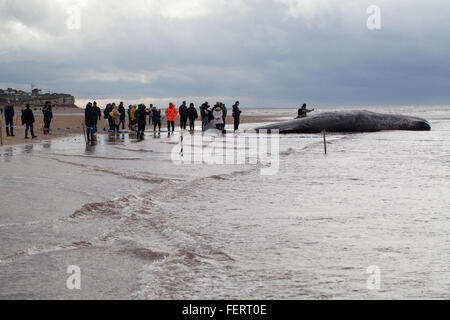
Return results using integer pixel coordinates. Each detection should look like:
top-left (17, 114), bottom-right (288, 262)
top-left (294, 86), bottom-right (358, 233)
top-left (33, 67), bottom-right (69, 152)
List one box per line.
top-left (1, 0), bottom-right (449, 107)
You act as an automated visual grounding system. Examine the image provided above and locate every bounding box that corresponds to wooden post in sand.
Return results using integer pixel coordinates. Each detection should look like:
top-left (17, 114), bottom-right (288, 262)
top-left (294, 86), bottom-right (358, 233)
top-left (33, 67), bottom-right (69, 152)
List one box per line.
top-left (0, 118), bottom-right (3, 145)
top-left (180, 134), bottom-right (184, 157)
top-left (323, 130), bottom-right (327, 155)
top-left (81, 122), bottom-right (87, 144)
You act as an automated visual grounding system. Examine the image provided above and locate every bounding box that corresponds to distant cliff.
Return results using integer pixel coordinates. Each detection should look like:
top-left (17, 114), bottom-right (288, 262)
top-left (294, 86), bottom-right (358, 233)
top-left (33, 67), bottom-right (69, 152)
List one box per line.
top-left (0, 90), bottom-right (77, 108)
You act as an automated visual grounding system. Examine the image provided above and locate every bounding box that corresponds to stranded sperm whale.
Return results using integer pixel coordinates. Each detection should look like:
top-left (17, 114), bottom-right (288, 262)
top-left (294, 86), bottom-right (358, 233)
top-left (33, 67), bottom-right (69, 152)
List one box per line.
top-left (254, 110), bottom-right (431, 134)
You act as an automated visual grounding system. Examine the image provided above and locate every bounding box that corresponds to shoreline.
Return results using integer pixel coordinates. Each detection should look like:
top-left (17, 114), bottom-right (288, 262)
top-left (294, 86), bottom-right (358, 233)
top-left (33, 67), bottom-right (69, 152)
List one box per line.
top-left (0, 113), bottom-right (286, 147)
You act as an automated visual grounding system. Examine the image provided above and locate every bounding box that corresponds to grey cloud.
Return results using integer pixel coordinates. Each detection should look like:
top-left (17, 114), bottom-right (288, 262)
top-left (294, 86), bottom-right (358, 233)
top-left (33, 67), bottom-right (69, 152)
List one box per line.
top-left (0, 0), bottom-right (449, 107)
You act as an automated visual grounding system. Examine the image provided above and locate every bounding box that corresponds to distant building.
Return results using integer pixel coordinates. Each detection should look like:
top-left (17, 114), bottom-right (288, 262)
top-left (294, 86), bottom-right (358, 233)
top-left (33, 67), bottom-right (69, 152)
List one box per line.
top-left (32, 88), bottom-right (42, 96)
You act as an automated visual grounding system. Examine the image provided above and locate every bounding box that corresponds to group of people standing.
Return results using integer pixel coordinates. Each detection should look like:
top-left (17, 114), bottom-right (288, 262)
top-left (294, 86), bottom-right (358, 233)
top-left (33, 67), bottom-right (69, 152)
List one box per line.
top-left (200, 101), bottom-right (242, 132)
top-left (1, 101), bottom-right (54, 139)
top-left (85, 100), bottom-right (242, 142)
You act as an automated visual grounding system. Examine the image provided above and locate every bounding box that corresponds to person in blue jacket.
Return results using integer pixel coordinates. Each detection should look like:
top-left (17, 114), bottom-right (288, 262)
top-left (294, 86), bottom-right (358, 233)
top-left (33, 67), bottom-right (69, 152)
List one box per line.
top-left (4, 102), bottom-right (15, 136)
top-left (42, 101), bottom-right (53, 134)
top-left (152, 108), bottom-right (162, 133)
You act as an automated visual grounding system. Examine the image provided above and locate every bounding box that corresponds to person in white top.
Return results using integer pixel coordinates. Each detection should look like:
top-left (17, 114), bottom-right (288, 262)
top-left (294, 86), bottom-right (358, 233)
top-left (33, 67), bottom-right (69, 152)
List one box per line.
top-left (212, 103), bottom-right (224, 130)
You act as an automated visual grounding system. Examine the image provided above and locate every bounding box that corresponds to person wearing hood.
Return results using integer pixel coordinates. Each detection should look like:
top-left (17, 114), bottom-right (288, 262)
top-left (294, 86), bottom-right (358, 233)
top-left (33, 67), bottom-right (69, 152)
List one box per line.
top-left (110, 104), bottom-right (121, 133)
top-left (179, 101), bottom-right (188, 130)
top-left (85, 102), bottom-right (97, 142)
top-left (187, 103), bottom-right (198, 132)
top-left (22, 104), bottom-right (37, 139)
top-left (212, 103), bottom-right (224, 131)
top-left (165, 103), bottom-right (178, 134)
top-left (129, 105), bottom-right (137, 132)
top-left (136, 104), bottom-right (149, 140)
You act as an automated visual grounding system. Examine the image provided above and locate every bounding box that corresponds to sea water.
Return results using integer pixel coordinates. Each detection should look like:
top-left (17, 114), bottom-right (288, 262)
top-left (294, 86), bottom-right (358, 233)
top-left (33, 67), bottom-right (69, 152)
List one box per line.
top-left (0, 106), bottom-right (449, 299)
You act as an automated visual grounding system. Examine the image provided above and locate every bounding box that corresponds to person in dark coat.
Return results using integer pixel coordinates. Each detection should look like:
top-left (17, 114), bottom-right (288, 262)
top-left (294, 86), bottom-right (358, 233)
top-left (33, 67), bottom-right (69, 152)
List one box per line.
top-left (179, 101), bottom-right (188, 130)
top-left (4, 102), bottom-right (15, 136)
top-left (85, 102), bottom-right (97, 142)
top-left (93, 101), bottom-right (101, 133)
top-left (136, 104), bottom-right (149, 140)
top-left (200, 102), bottom-right (211, 130)
top-left (187, 103), bottom-right (198, 132)
top-left (118, 102), bottom-right (126, 130)
top-left (232, 101), bottom-right (242, 132)
top-left (103, 104), bottom-right (111, 131)
top-left (148, 104), bottom-right (154, 126)
top-left (296, 103), bottom-right (314, 119)
top-left (206, 102), bottom-right (214, 123)
top-left (42, 102), bottom-right (53, 135)
top-left (22, 104), bottom-right (37, 139)
top-left (109, 103), bottom-right (117, 132)
top-left (152, 108), bottom-right (162, 133)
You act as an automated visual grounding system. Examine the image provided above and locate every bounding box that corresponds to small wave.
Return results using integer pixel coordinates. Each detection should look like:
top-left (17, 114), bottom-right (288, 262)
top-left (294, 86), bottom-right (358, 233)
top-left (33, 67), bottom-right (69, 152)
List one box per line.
top-left (130, 248), bottom-right (169, 261)
top-left (45, 157), bottom-right (169, 184)
top-left (70, 195), bottom-right (140, 219)
top-left (208, 169), bottom-right (256, 181)
top-left (0, 220), bottom-right (45, 229)
top-left (115, 147), bottom-right (155, 153)
top-left (0, 242), bottom-right (94, 264)
top-left (49, 153), bottom-right (143, 161)
top-left (210, 175), bottom-right (228, 181)
top-left (280, 148), bottom-right (298, 156)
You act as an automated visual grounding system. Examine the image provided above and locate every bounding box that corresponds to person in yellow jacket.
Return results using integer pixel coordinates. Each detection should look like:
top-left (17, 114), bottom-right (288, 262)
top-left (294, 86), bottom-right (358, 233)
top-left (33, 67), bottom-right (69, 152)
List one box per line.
top-left (165, 103), bottom-right (178, 134)
top-left (129, 105), bottom-right (137, 131)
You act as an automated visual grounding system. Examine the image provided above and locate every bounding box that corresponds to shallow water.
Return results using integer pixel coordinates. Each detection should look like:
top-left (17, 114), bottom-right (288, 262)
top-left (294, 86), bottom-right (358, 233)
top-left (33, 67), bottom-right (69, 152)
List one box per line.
top-left (0, 106), bottom-right (449, 299)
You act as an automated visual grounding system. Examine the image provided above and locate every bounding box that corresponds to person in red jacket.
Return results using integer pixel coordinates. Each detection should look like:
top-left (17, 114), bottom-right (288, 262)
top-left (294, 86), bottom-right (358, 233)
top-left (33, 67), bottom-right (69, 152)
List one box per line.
top-left (165, 103), bottom-right (178, 134)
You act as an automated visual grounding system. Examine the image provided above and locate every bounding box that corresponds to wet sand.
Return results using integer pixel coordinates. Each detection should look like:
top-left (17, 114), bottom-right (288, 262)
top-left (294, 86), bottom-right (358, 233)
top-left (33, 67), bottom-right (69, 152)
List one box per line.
top-left (0, 108), bottom-right (290, 146)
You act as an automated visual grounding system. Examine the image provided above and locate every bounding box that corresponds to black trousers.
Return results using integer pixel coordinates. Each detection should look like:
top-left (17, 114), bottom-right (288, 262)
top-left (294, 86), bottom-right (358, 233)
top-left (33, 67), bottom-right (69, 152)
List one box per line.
top-left (5, 118), bottom-right (13, 135)
top-left (180, 116), bottom-right (188, 130)
top-left (168, 121), bottom-right (175, 132)
top-left (154, 122), bottom-right (161, 132)
top-left (137, 124), bottom-right (146, 138)
top-left (234, 119), bottom-right (240, 131)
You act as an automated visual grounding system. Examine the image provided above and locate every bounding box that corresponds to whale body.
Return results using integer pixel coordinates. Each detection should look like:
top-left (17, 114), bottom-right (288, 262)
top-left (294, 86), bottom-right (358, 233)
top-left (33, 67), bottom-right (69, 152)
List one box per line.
top-left (254, 110), bottom-right (431, 134)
